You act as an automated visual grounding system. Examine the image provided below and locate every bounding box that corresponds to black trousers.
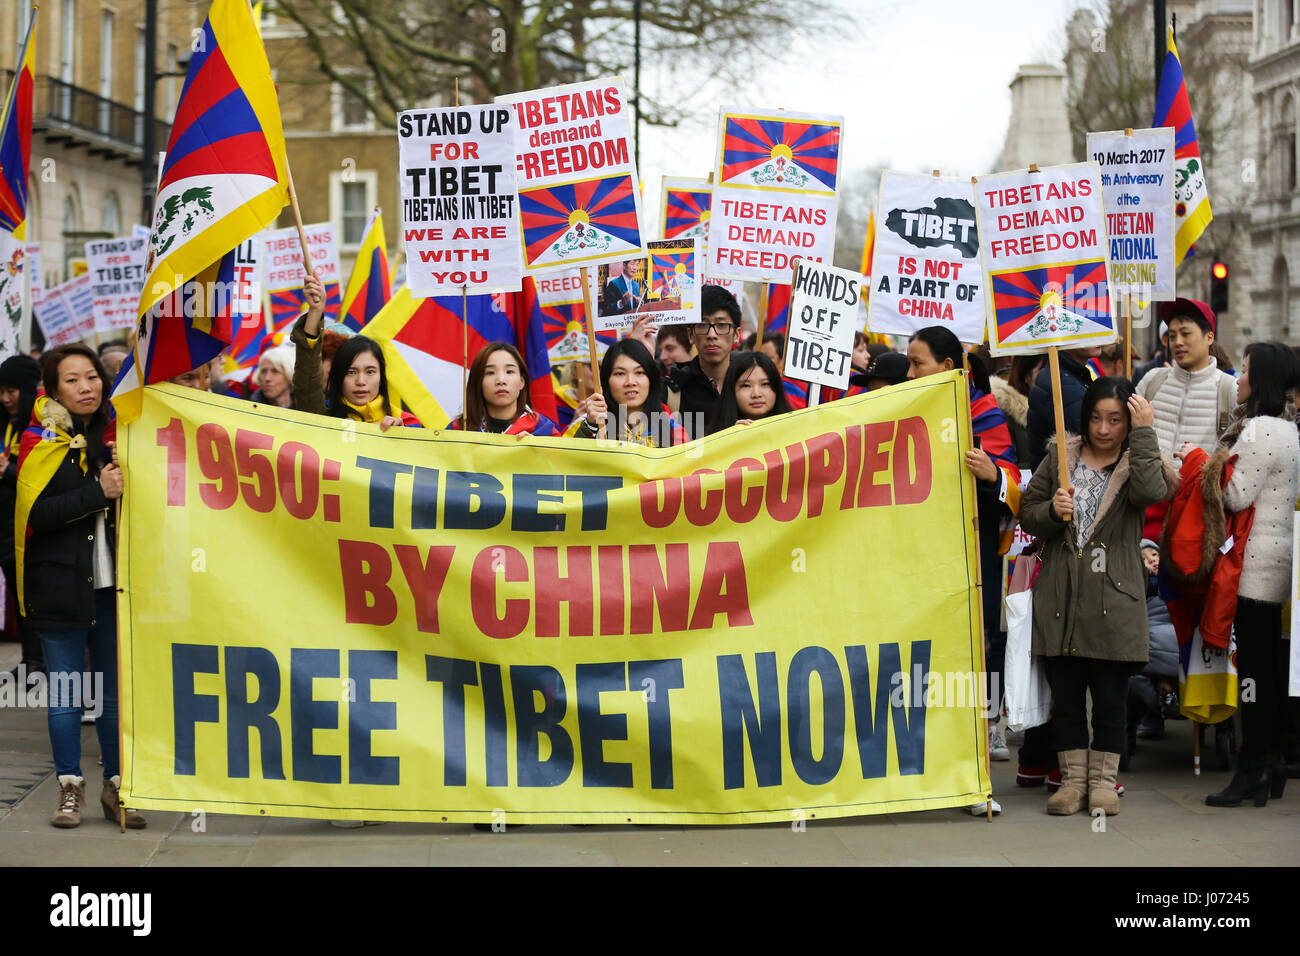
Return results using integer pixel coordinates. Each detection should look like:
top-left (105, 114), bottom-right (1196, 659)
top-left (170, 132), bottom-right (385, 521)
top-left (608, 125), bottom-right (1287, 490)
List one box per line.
top-left (1234, 597), bottom-right (1287, 760)
top-left (1046, 655), bottom-right (1131, 754)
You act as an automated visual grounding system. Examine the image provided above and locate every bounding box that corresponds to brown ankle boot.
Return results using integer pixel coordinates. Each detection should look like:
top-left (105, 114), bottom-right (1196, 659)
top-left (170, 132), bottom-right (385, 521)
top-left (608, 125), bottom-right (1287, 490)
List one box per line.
top-left (51, 775), bottom-right (85, 828)
top-left (101, 775), bottom-right (147, 829)
top-left (1088, 750), bottom-right (1121, 815)
top-left (1046, 750), bottom-right (1088, 815)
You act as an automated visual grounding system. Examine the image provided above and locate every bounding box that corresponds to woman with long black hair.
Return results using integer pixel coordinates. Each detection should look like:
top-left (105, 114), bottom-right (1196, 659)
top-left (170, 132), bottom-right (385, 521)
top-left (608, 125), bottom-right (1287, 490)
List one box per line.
top-left (1203, 342), bottom-right (1300, 807)
top-left (573, 339), bottom-right (686, 447)
top-left (17, 344), bottom-right (144, 829)
top-left (451, 342), bottom-right (560, 436)
top-left (291, 273), bottom-right (414, 428)
top-left (707, 350), bottom-right (792, 435)
top-left (906, 325), bottom-right (1023, 813)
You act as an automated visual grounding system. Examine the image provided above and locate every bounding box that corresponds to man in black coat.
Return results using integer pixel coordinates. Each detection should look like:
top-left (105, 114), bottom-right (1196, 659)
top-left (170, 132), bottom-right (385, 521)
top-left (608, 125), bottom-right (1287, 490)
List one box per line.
top-left (1025, 347), bottom-right (1100, 470)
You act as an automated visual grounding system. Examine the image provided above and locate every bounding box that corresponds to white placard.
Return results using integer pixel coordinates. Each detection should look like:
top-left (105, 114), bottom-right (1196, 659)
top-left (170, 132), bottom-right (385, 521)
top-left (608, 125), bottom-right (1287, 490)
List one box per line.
top-left (497, 77), bottom-right (645, 275)
top-left (263, 222), bottom-right (340, 294)
top-left (398, 104), bottom-right (521, 295)
top-left (785, 259), bottom-right (861, 389)
top-left (85, 235), bottom-right (148, 333)
top-left (1085, 127), bottom-right (1176, 300)
top-left (589, 237), bottom-right (700, 333)
top-left (868, 171), bottom-right (985, 342)
top-left (705, 106), bottom-right (842, 282)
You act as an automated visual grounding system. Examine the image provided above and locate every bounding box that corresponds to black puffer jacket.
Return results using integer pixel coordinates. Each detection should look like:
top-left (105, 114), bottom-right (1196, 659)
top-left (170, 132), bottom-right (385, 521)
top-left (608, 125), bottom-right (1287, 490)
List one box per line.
top-left (22, 430), bottom-right (115, 631)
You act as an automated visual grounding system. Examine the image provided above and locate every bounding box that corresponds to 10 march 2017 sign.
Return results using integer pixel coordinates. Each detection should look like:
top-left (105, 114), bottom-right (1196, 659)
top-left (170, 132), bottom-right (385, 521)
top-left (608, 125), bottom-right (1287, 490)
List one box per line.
top-left (118, 376), bottom-right (990, 824)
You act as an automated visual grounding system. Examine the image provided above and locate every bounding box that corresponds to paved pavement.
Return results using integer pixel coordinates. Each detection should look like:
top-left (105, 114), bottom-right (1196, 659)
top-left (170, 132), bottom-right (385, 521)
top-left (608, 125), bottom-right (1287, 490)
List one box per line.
top-left (2, 640), bottom-right (1297, 866)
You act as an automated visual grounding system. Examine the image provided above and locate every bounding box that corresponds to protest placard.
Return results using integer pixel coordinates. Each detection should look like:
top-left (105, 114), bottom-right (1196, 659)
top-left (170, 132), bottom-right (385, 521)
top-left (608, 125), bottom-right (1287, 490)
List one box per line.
top-left (25, 242), bottom-right (43, 307)
top-left (0, 233), bottom-right (22, 354)
top-left (867, 172), bottom-right (984, 343)
top-left (398, 104), bottom-right (521, 295)
top-left (264, 222), bottom-right (341, 329)
top-left (85, 235), bottom-right (148, 334)
top-left (498, 77), bottom-right (645, 274)
top-left (786, 259), bottom-right (861, 390)
top-left (661, 177), bottom-right (711, 240)
top-left (536, 269), bottom-right (609, 363)
top-left (589, 237), bottom-right (699, 333)
top-left (974, 162), bottom-right (1115, 355)
top-left (1085, 127), bottom-right (1176, 301)
top-left (34, 273), bottom-right (94, 347)
top-left (706, 107), bottom-right (842, 282)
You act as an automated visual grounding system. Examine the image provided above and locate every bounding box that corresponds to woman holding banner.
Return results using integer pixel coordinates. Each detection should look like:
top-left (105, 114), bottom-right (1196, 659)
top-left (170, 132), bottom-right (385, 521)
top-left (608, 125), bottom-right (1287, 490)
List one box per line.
top-left (707, 351), bottom-right (792, 434)
top-left (1019, 378), bottom-right (1171, 817)
top-left (17, 344), bottom-right (144, 830)
top-left (905, 326), bottom-right (1022, 813)
top-left (451, 342), bottom-right (561, 436)
top-left (574, 339), bottom-right (687, 447)
top-left (291, 273), bottom-right (411, 429)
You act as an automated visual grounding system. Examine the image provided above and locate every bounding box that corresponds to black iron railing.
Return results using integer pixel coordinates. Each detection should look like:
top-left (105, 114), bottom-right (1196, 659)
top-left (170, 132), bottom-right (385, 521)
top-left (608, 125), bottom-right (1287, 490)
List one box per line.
top-left (1, 71), bottom-right (170, 160)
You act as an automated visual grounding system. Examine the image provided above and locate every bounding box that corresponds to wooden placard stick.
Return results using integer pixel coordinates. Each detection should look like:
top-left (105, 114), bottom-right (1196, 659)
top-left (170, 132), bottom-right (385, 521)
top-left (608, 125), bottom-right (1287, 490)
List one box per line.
top-left (757, 280), bottom-right (770, 349)
top-left (284, 162), bottom-right (315, 281)
top-left (579, 264), bottom-right (606, 439)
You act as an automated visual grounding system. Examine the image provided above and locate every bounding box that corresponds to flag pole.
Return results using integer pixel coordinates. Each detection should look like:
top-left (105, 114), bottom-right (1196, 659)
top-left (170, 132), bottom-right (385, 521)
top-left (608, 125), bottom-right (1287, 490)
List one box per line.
top-left (757, 280), bottom-right (770, 349)
top-left (579, 265), bottom-right (605, 439)
top-left (284, 161), bottom-right (315, 281)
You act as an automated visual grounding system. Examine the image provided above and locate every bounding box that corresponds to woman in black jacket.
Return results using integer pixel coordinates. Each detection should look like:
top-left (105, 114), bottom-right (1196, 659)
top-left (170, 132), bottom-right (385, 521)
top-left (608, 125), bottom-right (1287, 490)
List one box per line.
top-left (0, 354), bottom-right (41, 674)
top-left (16, 344), bottom-right (143, 830)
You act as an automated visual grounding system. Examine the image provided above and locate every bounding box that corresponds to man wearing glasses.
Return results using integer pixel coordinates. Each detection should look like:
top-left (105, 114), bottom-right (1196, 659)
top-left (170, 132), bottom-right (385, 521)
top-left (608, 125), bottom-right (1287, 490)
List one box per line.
top-left (669, 284), bottom-right (741, 439)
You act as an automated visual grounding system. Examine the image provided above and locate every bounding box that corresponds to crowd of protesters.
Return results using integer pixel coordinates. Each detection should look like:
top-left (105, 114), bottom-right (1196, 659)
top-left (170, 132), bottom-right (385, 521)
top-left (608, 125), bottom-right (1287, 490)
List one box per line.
top-left (2, 278), bottom-right (1297, 830)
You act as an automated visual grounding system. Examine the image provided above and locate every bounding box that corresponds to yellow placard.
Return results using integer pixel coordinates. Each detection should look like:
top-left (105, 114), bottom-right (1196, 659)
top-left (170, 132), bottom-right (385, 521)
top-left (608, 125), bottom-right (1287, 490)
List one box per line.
top-left (119, 372), bottom-right (990, 824)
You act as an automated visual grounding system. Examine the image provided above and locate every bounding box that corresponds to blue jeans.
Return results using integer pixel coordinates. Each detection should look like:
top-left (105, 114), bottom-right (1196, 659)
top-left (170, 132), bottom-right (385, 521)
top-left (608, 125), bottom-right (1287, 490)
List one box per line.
top-left (39, 588), bottom-right (118, 779)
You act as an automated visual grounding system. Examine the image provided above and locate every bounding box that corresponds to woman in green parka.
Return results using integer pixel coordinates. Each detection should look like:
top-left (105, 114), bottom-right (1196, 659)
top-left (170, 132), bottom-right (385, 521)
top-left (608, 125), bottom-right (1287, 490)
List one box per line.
top-left (1019, 376), bottom-right (1177, 817)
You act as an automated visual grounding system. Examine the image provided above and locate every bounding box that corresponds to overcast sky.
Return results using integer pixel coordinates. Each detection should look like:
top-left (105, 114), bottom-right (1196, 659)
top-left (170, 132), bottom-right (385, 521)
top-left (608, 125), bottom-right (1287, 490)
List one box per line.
top-left (637, 0), bottom-right (1088, 222)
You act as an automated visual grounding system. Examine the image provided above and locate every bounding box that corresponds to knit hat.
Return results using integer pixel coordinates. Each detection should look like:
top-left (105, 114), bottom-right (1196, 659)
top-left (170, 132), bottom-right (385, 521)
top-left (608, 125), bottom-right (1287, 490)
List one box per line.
top-left (0, 354), bottom-right (40, 392)
top-left (1140, 538), bottom-right (1159, 552)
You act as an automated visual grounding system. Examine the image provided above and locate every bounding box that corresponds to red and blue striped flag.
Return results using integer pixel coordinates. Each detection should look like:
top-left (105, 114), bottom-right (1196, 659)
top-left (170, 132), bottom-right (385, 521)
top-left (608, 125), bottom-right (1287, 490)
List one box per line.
top-left (1152, 30), bottom-right (1212, 263)
top-left (339, 207), bottom-right (390, 331)
top-left (0, 7), bottom-right (36, 240)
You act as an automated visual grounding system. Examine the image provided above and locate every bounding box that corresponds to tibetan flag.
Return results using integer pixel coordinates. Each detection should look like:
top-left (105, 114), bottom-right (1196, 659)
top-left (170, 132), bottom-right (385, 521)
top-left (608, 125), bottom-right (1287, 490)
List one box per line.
top-left (661, 181), bottom-right (710, 240)
top-left (270, 281), bottom-right (339, 332)
top-left (649, 248), bottom-right (694, 301)
top-left (361, 286), bottom-right (557, 428)
top-left (225, 307), bottom-right (270, 373)
top-left (1153, 30), bottom-right (1212, 264)
top-left (338, 207), bottom-right (390, 331)
top-left (763, 283), bottom-right (791, 336)
top-left (720, 116), bottom-right (841, 196)
top-left (519, 174), bottom-right (643, 272)
top-left (782, 376), bottom-right (808, 410)
top-left (113, 0), bottom-right (288, 422)
top-left (0, 7), bottom-right (37, 240)
top-left (989, 260), bottom-right (1111, 350)
top-left (540, 296), bottom-right (615, 364)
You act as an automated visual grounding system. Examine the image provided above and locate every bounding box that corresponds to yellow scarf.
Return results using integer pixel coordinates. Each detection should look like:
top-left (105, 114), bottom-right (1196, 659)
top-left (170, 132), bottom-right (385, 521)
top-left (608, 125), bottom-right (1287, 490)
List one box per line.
top-left (15, 397), bottom-right (93, 615)
top-left (342, 395), bottom-right (386, 424)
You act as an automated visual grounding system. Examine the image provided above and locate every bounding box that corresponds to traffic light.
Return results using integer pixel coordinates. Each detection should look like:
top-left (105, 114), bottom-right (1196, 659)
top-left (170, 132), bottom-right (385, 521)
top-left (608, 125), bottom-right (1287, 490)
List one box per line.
top-left (1210, 261), bottom-right (1229, 314)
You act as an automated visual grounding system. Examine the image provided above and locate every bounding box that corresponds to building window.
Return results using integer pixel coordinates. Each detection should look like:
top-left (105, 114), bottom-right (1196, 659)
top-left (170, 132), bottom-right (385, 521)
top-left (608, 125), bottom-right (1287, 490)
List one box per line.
top-left (166, 44), bottom-right (180, 119)
top-left (329, 169), bottom-right (378, 251)
top-left (103, 192), bottom-right (121, 235)
top-left (1279, 94), bottom-right (1298, 194)
top-left (99, 9), bottom-right (114, 133)
top-left (1285, 0), bottom-right (1296, 43)
top-left (331, 80), bottom-right (375, 132)
top-left (134, 29), bottom-right (145, 145)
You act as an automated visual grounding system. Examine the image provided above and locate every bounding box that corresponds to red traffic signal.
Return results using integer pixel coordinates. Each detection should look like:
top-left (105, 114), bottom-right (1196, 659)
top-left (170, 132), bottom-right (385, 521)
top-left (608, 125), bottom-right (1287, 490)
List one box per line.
top-left (1210, 261), bottom-right (1229, 313)
top-left (1212, 262), bottom-right (1229, 280)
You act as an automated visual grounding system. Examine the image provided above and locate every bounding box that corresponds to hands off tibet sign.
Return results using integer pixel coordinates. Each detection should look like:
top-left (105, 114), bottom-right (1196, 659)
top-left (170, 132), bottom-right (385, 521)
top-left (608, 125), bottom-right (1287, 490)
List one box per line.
top-left (786, 261), bottom-right (861, 390)
top-left (498, 77), bottom-right (645, 275)
top-left (398, 105), bottom-right (522, 295)
top-left (867, 172), bottom-right (984, 342)
top-left (974, 163), bottom-right (1115, 355)
top-left (1085, 128), bottom-right (1176, 300)
top-left (706, 107), bottom-right (842, 282)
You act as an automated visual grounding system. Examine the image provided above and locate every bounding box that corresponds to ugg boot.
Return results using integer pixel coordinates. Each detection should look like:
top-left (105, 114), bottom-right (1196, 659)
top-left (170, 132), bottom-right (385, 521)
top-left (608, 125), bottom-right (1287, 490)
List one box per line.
top-left (1088, 750), bottom-right (1121, 815)
top-left (1046, 750), bottom-right (1088, 815)
top-left (51, 775), bottom-right (85, 828)
top-left (101, 775), bottom-right (146, 829)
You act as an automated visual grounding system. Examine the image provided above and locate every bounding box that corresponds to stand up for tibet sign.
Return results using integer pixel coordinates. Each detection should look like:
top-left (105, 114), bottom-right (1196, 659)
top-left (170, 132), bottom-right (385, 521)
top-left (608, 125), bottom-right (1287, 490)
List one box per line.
top-left (85, 235), bottom-right (148, 333)
top-left (867, 172), bottom-right (985, 342)
top-left (706, 107), bottom-right (842, 282)
top-left (1085, 128), bottom-right (1176, 301)
top-left (498, 78), bottom-right (645, 274)
top-left (974, 163), bottom-right (1115, 355)
top-left (398, 105), bottom-right (521, 295)
top-left (786, 260), bottom-right (861, 390)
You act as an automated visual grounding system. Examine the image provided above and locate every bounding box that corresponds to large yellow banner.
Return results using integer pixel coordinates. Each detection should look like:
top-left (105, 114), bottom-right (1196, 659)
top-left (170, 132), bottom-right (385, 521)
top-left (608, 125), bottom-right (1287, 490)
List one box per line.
top-left (119, 371), bottom-right (991, 824)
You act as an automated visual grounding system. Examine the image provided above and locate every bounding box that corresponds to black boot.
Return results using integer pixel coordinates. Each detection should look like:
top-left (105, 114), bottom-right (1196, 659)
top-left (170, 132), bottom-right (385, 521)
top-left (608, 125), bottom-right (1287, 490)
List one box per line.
top-left (1268, 756), bottom-right (1287, 800)
top-left (1205, 758), bottom-right (1271, 808)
